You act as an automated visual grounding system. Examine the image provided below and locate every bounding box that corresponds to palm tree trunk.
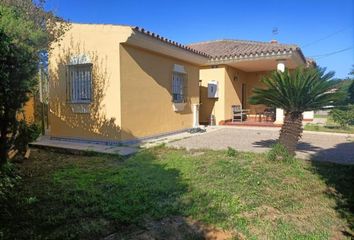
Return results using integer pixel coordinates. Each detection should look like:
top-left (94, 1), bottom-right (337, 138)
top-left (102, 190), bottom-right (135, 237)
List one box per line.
top-left (279, 112), bottom-right (303, 155)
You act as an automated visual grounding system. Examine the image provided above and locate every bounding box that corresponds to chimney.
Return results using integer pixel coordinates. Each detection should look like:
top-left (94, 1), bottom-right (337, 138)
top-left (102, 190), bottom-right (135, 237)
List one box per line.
top-left (270, 40), bottom-right (278, 44)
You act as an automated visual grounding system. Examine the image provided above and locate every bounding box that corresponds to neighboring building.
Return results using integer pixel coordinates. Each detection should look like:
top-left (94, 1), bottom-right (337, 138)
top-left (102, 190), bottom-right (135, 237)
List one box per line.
top-left (48, 23), bottom-right (313, 144)
top-left (19, 97), bottom-right (35, 123)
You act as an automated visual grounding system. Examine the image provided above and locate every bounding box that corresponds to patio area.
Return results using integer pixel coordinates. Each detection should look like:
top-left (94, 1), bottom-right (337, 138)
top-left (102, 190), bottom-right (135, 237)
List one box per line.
top-left (222, 116), bottom-right (281, 127)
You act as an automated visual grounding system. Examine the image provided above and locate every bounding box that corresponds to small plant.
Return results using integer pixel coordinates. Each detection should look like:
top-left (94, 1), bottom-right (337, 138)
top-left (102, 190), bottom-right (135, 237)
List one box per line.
top-left (0, 163), bottom-right (21, 204)
top-left (267, 143), bottom-right (294, 162)
top-left (226, 147), bottom-right (237, 157)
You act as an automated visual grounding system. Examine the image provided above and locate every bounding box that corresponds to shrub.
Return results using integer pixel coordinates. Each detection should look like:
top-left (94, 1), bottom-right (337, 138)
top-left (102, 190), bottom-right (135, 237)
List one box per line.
top-left (226, 147), bottom-right (237, 157)
top-left (0, 163), bottom-right (21, 204)
top-left (267, 143), bottom-right (294, 162)
top-left (14, 121), bottom-right (41, 154)
top-left (329, 105), bottom-right (354, 128)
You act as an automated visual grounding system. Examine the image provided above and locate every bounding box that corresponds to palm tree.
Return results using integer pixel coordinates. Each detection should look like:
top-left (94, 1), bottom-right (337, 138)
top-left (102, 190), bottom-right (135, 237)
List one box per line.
top-left (249, 67), bottom-right (338, 155)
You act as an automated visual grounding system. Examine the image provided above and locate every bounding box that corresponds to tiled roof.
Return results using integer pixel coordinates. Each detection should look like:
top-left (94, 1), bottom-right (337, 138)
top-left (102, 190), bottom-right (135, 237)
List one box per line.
top-left (133, 27), bottom-right (211, 58)
top-left (187, 39), bottom-right (303, 60)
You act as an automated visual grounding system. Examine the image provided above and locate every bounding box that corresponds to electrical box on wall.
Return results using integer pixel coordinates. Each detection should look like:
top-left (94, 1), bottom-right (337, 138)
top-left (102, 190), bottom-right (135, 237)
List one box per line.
top-left (208, 80), bottom-right (218, 98)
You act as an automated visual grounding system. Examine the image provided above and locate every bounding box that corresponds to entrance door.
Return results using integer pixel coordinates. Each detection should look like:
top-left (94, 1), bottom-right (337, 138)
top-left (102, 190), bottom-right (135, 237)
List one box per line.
top-left (241, 83), bottom-right (246, 107)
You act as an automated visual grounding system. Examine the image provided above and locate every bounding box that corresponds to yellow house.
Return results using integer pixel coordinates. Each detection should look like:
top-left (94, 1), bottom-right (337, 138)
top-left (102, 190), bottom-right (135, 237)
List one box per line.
top-left (49, 23), bottom-right (311, 144)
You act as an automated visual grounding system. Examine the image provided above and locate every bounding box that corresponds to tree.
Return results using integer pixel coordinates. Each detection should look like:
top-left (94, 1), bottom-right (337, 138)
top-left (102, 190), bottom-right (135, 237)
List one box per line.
top-left (0, 2), bottom-right (69, 166)
top-left (249, 67), bottom-right (338, 155)
top-left (348, 81), bottom-right (354, 104)
top-left (0, 28), bottom-right (38, 165)
top-left (348, 66), bottom-right (354, 104)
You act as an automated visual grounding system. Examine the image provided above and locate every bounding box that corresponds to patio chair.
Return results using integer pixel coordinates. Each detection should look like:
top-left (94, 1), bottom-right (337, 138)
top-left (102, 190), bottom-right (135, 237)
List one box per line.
top-left (263, 107), bottom-right (276, 122)
top-left (232, 105), bottom-right (247, 122)
top-left (255, 107), bottom-right (264, 122)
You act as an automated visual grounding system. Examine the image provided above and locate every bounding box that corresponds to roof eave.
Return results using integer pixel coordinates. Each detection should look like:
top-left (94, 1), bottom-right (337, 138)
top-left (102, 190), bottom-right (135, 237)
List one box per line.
top-left (207, 50), bottom-right (297, 65)
top-left (126, 28), bottom-right (210, 65)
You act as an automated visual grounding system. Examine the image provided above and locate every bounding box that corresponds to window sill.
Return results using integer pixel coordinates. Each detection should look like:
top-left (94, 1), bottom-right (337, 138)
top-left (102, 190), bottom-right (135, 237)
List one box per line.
top-left (69, 103), bottom-right (91, 114)
top-left (68, 101), bottom-right (91, 104)
top-left (172, 102), bottom-right (186, 112)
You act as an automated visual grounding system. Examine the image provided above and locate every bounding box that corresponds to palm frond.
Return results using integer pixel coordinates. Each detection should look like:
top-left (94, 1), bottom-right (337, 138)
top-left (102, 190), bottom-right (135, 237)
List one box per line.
top-left (249, 67), bottom-right (339, 113)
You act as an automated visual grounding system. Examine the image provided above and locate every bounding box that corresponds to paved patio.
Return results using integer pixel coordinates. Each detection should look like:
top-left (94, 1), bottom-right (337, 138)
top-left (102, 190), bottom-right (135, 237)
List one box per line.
top-left (30, 135), bottom-right (138, 156)
top-left (168, 126), bottom-right (354, 164)
top-left (29, 126), bottom-right (220, 156)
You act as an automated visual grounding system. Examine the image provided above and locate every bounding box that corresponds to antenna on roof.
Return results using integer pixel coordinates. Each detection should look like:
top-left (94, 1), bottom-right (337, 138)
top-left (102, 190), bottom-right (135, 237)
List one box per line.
top-left (272, 27), bottom-right (279, 36)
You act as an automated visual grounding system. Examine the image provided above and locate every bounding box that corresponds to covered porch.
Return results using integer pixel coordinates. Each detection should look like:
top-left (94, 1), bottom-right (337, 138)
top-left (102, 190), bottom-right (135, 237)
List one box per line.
top-left (194, 39), bottom-right (310, 127)
top-left (198, 57), bottom-right (303, 126)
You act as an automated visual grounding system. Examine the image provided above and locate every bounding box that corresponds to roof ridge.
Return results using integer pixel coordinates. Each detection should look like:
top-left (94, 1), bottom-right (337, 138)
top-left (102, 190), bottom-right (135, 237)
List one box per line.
top-left (70, 22), bottom-right (135, 28)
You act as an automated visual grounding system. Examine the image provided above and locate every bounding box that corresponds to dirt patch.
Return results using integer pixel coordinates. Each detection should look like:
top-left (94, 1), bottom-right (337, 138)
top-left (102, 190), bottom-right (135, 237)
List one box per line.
top-left (242, 205), bottom-right (281, 223)
top-left (104, 216), bottom-right (241, 240)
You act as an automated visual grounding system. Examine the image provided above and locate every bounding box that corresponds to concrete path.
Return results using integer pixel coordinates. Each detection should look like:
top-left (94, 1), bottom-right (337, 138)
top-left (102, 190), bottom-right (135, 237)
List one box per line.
top-left (30, 135), bottom-right (138, 156)
top-left (168, 126), bottom-right (354, 164)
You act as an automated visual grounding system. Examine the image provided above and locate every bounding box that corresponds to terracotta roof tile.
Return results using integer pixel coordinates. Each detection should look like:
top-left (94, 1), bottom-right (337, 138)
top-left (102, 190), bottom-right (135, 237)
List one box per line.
top-left (187, 39), bottom-right (302, 60)
top-left (133, 27), bottom-right (211, 58)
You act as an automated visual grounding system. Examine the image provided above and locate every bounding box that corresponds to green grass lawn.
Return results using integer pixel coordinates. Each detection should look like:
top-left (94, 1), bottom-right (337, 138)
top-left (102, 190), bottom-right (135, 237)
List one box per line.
top-left (1, 147), bottom-right (353, 239)
top-left (304, 117), bottom-right (354, 134)
top-left (304, 123), bottom-right (354, 134)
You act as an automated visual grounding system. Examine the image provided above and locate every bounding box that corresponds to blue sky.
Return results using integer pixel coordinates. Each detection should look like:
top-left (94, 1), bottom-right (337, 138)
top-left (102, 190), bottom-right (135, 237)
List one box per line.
top-left (46, 0), bottom-right (353, 78)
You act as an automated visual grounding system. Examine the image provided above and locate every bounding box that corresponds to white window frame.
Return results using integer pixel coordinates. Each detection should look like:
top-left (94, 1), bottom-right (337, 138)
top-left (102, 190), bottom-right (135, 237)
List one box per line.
top-left (67, 63), bottom-right (93, 104)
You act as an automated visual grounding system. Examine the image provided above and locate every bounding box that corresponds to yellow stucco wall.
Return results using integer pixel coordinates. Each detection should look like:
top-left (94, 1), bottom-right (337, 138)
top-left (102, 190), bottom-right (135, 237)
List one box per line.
top-left (119, 44), bottom-right (199, 140)
top-left (199, 67), bottom-right (226, 124)
top-left (224, 66), bottom-right (248, 121)
top-left (18, 97), bottom-right (35, 123)
top-left (49, 24), bottom-right (132, 141)
top-left (199, 66), bottom-right (270, 124)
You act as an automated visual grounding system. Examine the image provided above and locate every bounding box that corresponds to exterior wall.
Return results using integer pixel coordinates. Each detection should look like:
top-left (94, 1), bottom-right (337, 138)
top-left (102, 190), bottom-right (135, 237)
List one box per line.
top-left (18, 97), bottom-right (35, 123)
top-left (49, 24), bottom-right (132, 142)
top-left (119, 44), bottom-right (200, 140)
top-left (199, 66), bottom-right (269, 124)
top-left (244, 71), bottom-right (268, 115)
top-left (199, 67), bottom-right (226, 124)
top-left (224, 66), bottom-right (248, 121)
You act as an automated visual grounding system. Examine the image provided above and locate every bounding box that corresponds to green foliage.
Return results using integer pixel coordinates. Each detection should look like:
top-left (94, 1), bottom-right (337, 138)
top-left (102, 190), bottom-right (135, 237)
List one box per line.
top-left (348, 81), bottom-right (354, 104)
top-left (0, 163), bottom-right (21, 204)
top-left (14, 121), bottom-right (41, 153)
top-left (329, 105), bottom-right (354, 128)
top-left (267, 143), bottom-right (294, 162)
top-left (0, 5), bottom-right (47, 51)
top-left (1, 0), bottom-right (70, 51)
top-left (226, 146), bottom-right (237, 157)
top-left (249, 67), bottom-right (339, 112)
top-left (0, 20), bottom-right (38, 164)
top-left (333, 79), bottom-right (354, 105)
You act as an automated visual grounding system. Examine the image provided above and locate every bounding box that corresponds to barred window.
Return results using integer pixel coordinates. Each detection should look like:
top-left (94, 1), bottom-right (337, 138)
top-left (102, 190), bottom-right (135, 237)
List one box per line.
top-left (67, 63), bottom-right (92, 103)
top-left (172, 72), bottom-right (186, 103)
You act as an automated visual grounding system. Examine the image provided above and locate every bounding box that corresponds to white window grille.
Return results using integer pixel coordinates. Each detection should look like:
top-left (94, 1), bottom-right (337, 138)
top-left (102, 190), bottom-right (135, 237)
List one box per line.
top-left (172, 72), bottom-right (186, 103)
top-left (67, 63), bottom-right (93, 103)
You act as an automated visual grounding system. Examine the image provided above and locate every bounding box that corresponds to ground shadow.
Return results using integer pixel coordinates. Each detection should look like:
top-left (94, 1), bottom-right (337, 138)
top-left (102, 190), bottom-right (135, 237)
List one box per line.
top-left (1, 149), bottom-right (233, 239)
top-left (252, 139), bottom-right (322, 152)
top-left (310, 142), bottom-right (354, 237)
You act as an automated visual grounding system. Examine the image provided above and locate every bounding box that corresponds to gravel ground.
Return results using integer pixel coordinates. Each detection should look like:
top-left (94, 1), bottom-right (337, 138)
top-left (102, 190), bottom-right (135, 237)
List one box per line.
top-left (168, 127), bottom-right (354, 164)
